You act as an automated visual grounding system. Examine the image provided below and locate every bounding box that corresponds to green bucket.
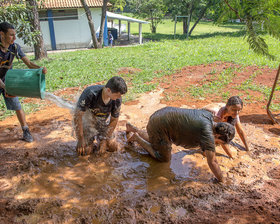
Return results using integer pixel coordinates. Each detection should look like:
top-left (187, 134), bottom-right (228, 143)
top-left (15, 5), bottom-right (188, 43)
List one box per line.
top-left (5, 68), bottom-right (45, 99)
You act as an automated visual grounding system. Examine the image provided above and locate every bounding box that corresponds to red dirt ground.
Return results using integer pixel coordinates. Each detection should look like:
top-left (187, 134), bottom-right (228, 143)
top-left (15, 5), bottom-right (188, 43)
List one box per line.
top-left (0, 62), bottom-right (279, 223)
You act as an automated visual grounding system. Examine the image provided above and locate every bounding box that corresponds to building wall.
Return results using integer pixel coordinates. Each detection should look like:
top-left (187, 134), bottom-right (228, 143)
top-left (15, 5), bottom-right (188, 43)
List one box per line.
top-left (17, 8), bottom-right (102, 52)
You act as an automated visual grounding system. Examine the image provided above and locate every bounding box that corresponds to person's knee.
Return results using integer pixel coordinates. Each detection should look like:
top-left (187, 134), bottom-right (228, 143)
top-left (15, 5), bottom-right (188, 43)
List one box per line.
top-left (154, 150), bottom-right (171, 162)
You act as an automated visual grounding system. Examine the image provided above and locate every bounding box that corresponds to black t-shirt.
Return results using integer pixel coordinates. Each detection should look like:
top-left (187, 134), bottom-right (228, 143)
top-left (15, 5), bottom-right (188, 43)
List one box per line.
top-left (149, 107), bottom-right (216, 152)
top-left (76, 85), bottom-right (121, 119)
top-left (0, 43), bottom-right (25, 81)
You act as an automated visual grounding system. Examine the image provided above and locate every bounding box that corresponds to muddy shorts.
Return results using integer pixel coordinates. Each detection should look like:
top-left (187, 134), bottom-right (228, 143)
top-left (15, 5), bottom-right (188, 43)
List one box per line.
top-left (146, 119), bottom-right (172, 162)
top-left (0, 88), bottom-right (21, 111)
top-left (82, 110), bottom-right (109, 146)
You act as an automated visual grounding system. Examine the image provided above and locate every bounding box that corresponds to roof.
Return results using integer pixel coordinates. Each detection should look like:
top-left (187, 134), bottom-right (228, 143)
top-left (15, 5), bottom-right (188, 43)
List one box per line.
top-left (40, 0), bottom-right (111, 9)
top-left (106, 11), bottom-right (149, 24)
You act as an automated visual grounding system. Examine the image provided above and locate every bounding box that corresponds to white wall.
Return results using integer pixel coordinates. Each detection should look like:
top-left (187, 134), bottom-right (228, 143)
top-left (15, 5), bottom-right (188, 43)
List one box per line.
top-left (17, 8), bottom-right (102, 52)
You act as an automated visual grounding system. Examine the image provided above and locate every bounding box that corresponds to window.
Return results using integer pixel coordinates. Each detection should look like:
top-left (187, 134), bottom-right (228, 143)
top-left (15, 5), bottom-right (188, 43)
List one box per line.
top-left (39, 9), bottom-right (78, 21)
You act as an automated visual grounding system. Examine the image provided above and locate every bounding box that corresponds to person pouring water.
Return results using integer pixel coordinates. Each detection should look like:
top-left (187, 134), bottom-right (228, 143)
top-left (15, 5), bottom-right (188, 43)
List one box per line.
top-left (0, 22), bottom-right (47, 142)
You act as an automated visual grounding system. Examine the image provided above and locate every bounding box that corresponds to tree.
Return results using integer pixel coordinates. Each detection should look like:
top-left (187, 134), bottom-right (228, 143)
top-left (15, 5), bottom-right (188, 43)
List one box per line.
top-left (26, 0), bottom-right (47, 60)
top-left (129, 0), bottom-right (168, 33)
top-left (0, 1), bottom-right (47, 60)
top-left (109, 0), bottom-right (126, 11)
top-left (217, 0), bottom-right (280, 59)
top-left (80, 0), bottom-right (109, 48)
top-left (166, 0), bottom-right (216, 35)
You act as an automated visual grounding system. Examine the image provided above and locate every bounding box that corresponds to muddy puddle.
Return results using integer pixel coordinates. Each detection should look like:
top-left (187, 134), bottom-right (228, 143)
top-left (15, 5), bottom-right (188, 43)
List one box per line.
top-left (1, 89), bottom-right (280, 223)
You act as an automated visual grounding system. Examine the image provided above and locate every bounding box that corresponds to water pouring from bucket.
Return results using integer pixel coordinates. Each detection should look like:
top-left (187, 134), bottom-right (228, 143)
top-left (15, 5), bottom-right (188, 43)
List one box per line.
top-left (5, 68), bottom-right (45, 99)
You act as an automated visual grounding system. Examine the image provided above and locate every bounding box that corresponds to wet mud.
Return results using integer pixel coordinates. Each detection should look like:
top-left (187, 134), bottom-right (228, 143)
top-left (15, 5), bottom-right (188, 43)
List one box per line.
top-left (1, 63), bottom-right (280, 223)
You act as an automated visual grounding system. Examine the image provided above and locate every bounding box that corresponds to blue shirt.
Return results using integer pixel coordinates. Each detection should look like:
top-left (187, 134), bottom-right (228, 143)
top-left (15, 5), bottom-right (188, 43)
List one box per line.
top-left (0, 43), bottom-right (25, 81)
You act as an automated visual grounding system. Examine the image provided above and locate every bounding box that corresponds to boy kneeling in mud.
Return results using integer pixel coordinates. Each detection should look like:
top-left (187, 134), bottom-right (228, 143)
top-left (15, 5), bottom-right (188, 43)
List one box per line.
top-left (126, 107), bottom-right (235, 182)
top-left (74, 76), bottom-right (127, 156)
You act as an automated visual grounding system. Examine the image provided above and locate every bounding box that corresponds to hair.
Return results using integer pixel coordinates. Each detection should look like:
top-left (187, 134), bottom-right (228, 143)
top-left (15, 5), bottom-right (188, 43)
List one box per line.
top-left (0, 22), bottom-right (15, 33)
top-left (105, 76), bottom-right (127, 94)
top-left (226, 96), bottom-right (243, 108)
top-left (214, 122), bottom-right (235, 144)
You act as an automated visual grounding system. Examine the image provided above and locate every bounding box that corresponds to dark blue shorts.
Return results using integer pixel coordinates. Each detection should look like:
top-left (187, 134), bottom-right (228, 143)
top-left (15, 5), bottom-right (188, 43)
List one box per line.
top-left (0, 88), bottom-right (21, 111)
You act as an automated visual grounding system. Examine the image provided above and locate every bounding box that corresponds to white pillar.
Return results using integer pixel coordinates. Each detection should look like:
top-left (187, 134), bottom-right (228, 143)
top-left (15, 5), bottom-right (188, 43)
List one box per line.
top-left (139, 23), bottom-right (142, 44)
top-left (128, 22), bottom-right (130, 41)
top-left (119, 20), bottom-right (121, 37)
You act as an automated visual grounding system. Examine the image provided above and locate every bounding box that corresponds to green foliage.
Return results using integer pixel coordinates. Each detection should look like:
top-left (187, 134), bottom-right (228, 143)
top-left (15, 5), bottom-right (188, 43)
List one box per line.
top-left (0, 3), bottom-right (40, 46)
top-left (109, 0), bottom-right (126, 11)
top-left (216, 0), bottom-right (280, 59)
top-left (128, 0), bottom-right (168, 33)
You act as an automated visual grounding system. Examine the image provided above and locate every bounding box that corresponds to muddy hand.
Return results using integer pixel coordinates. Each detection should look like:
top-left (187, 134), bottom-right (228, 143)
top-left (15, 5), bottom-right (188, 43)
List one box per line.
top-left (99, 140), bottom-right (107, 154)
top-left (76, 139), bottom-right (87, 156)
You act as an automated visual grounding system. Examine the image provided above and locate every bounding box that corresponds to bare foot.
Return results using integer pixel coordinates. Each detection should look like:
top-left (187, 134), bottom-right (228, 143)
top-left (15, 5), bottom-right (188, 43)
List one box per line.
top-left (127, 132), bottom-right (137, 143)
top-left (126, 122), bottom-right (138, 133)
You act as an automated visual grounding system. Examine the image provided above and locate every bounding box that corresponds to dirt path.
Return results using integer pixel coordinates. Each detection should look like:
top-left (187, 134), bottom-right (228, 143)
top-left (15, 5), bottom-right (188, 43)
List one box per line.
top-left (0, 62), bottom-right (279, 223)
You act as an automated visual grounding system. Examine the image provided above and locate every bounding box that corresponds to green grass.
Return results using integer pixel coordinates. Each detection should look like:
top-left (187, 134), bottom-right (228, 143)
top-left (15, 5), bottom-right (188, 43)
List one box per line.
top-left (1, 20), bottom-right (280, 120)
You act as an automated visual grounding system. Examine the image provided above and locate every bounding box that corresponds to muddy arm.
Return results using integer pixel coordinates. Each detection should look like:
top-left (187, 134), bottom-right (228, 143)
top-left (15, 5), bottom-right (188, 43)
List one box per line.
top-left (21, 56), bottom-right (47, 74)
top-left (73, 109), bottom-right (86, 155)
top-left (107, 116), bottom-right (118, 138)
top-left (205, 150), bottom-right (224, 182)
top-left (235, 122), bottom-right (249, 151)
top-left (221, 144), bottom-right (233, 159)
top-left (99, 116), bottom-right (119, 153)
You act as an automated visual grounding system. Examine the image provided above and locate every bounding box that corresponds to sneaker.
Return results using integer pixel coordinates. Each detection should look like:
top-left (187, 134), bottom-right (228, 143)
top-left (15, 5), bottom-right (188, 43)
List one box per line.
top-left (22, 127), bottom-right (33, 142)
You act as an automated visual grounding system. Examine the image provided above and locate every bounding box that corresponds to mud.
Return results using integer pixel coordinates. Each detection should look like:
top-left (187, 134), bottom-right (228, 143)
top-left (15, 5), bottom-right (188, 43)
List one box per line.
top-left (0, 62), bottom-right (280, 223)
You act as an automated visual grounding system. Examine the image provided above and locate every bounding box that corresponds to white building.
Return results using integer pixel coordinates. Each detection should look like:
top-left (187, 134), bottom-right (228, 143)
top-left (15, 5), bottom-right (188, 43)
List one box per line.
top-left (17, 0), bottom-right (148, 52)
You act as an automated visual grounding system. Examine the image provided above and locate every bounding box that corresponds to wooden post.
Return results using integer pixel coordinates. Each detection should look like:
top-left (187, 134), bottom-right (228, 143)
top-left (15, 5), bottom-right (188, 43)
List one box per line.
top-left (139, 23), bottom-right (142, 44)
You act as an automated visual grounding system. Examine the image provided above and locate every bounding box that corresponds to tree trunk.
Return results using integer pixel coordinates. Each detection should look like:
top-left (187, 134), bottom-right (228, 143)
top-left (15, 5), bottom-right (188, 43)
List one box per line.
top-left (80, 0), bottom-right (100, 49)
top-left (27, 0), bottom-right (47, 60)
top-left (189, 0), bottom-right (212, 36)
top-left (98, 0), bottom-right (109, 45)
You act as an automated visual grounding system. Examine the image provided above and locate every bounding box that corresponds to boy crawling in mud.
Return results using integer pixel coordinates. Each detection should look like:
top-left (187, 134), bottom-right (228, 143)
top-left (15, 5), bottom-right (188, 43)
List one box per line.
top-left (126, 107), bottom-right (235, 182)
top-left (74, 76), bottom-right (127, 156)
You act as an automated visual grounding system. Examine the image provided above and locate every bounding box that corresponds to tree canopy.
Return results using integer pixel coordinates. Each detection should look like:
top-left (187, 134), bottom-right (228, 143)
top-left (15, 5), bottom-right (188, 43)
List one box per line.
top-left (0, 2), bottom-right (40, 46)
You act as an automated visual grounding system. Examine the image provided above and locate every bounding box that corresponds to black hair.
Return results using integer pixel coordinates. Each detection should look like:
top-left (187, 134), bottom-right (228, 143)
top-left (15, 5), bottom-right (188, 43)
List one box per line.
top-left (226, 96), bottom-right (243, 109)
top-left (105, 76), bottom-right (127, 94)
top-left (0, 22), bottom-right (15, 33)
top-left (214, 122), bottom-right (235, 144)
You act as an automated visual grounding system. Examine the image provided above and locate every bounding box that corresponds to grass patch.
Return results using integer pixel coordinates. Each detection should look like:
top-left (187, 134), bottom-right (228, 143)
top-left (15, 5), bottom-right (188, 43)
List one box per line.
top-left (1, 21), bottom-right (280, 120)
top-left (187, 67), bottom-right (239, 98)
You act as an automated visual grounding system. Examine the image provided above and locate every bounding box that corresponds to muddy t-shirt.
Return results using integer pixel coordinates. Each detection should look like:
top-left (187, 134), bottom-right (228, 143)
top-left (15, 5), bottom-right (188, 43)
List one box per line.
top-left (76, 85), bottom-right (121, 119)
top-left (149, 107), bottom-right (216, 152)
top-left (0, 43), bottom-right (25, 82)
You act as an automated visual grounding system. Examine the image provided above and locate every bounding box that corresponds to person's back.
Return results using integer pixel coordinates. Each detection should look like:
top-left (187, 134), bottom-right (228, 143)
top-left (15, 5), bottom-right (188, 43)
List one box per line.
top-left (148, 107), bottom-right (215, 151)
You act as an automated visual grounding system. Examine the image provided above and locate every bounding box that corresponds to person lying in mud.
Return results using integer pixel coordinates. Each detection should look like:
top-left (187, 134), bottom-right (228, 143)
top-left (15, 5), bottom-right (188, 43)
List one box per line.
top-left (203, 96), bottom-right (249, 159)
top-left (126, 107), bottom-right (235, 183)
top-left (74, 76), bottom-right (127, 156)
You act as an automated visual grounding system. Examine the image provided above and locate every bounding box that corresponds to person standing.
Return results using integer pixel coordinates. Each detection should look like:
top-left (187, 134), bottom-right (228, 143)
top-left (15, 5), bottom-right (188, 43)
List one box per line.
top-left (0, 22), bottom-right (47, 142)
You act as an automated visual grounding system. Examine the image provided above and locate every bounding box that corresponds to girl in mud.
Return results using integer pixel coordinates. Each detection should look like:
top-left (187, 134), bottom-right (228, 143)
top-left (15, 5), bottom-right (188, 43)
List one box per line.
top-left (203, 96), bottom-right (249, 159)
top-left (126, 107), bottom-right (236, 183)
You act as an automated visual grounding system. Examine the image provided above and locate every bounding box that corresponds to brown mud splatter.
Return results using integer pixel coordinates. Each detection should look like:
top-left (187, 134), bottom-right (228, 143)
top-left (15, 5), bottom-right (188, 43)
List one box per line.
top-left (0, 62), bottom-right (280, 223)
